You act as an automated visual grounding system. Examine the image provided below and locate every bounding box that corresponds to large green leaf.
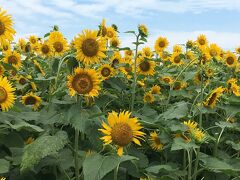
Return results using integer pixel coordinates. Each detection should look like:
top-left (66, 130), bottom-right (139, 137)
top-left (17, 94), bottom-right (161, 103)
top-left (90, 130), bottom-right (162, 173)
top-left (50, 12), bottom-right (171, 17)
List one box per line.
top-left (171, 138), bottom-right (198, 151)
top-left (0, 159), bottom-right (10, 173)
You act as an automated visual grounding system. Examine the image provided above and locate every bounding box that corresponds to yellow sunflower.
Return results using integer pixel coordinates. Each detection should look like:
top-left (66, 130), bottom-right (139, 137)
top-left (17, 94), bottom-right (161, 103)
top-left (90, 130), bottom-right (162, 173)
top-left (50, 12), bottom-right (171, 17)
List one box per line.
top-left (16, 75), bottom-right (28, 85)
top-left (0, 9), bottom-right (16, 46)
top-left (183, 120), bottom-right (198, 132)
top-left (99, 64), bottom-right (114, 80)
top-left (29, 35), bottom-right (38, 45)
top-left (67, 67), bottom-right (101, 97)
top-left (48, 31), bottom-right (68, 56)
top-left (149, 131), bottom-right (163, 151)
top-left (143, 92), bottom-right (154, 103)
top-left (170, 52), bottom-right (184, 66)
top-left (4, 50), bottom-right (22, 70)
top-left (30, 82), bottom-right (37, 91)
top-left (159, 51), bottom-right (170, 62)
top-left (17, 38), bottom-right (26, 51)
top-left (124, 49), bottom-right (134, 58)
top-left (138, 24), bottom-right (148, 37)
top-left (151, 85), bottom-right (161, 94)
top-left (99, 19), bottom-right (107, 37)
top-left (224, 51), bottom-right (237, 68)
top-left (33, 60), bottom-right (45, 76)
top-left (120, 63), bottom-right (133, 79)
top-left (137, 58), bottom-right (155, 76)
top-left (21, 92), bottom-right (41, 110)
top-left (235, 47), bottom-right (240, 54)
top-left (185, 51), bottom-right (196, 62)
top-left (208, 43), bottom-right (221, 59)
top-left (0, 65), bottom-right (5, 76)
top-left (173, 45), bottom-right (183, 53)
top-left (74, 30), bottom-right (106, 65)
top-left (1, 41), bottom-right (11, 52)
top-left (227, 78), bottom-right (240, 96)
top-left (192, 128), bottom-right (205, 142)
top-left (194, 72), bottom-right (202, 85)
top-left (0, 76), bottom-right (15, 111)
top-left (106, 26), bottom-right (117, 39)
top-left (37, 40), bottom-right (53, 57)
top-left (161, 76), bottom-right (173, 85)
top-left (99, 111), bottom-right (145, 156)
top-left (204, 86), bottom-right (225, 108)
top-left (186, 40), bottom-right (194, 49)
top-left (25, 137), bottom-right (34, 145)
top-left (200, 49), bottom-right (211, 65)
top-left (173, 81), bottom-right (187, 90)
top-left (141, 47), bottom-right (153, 59)
top-left (196, 34), bottom-right (208, 47)
top-left (110, 37), bottom-right (120, 48)
top-left (154, 36), bottom-right (169, 54)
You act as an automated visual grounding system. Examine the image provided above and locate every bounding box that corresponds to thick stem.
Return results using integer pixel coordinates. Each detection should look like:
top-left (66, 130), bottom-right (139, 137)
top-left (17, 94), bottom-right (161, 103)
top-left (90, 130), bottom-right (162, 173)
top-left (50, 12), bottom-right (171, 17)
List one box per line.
top-left (187, 149), bottom-right (192, 180)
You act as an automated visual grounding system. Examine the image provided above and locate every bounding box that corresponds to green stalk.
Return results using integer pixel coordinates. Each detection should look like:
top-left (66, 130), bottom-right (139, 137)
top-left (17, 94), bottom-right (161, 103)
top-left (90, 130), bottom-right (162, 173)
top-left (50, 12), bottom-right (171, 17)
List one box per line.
top-left (187, 149), bottom-right (192, 180)
top-left (130, 34), bottom-right (140, 112)
top-left (213, 127), bottom-right (225, 157)
top-left (113, 165), bottom-right (119, 180)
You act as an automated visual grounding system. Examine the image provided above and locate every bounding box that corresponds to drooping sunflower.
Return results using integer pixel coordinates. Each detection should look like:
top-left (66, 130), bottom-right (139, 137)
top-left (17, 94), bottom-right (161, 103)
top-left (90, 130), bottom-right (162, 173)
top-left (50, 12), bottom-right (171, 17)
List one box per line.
top-left (173, 45), bottom-right (183, 53)
top-left (0, 76), bottom-right (15, 111)
top-left (170, 52), bottom-right (184, 66)
top-left (67, 67), bottom-right (101, 97)
top-left (137, 58), bottom-right (155, 76)
top-left (196, 34), bottom-right (208, 47)
top-left (37, 40), bottom-right (53, 57)
top-left (74, 30), bottom-right (106, 65)
top-left (141, 47), bottom-right (153, 59)
top-left (21, 92), bottom-right (41, 110)
top-left (154, 36), bottom-right (169, 54)
top-left (4, 50), bottom-right (22, 70)
top-left (143, 92), bottom-right (154, 103)
top-left (48, 31), bottom-right (68, 56)
top-left (224, 51), bottom-right (237, 68)
top-left (149, 131), bottom-right (163, 151)
top-left (204, 86), bottom-right (225, 108)
top-left (99, 111), bottom-right (145, 156)
top-left (194, 72), bottom-right (202, 85)
top-left (138, 24), bottom-right (148, 37)
top-left (33, 60), bottom-right (45, 76)
top-left (208, 43), bottom-right (221, 59)
top-left (151, 85), bottom-right (161, 94)
top-left (110, 37), bottom-right (120, 48)
top-left (106, 26), bottom-right (117, 39)
top-left (0, 9), bottom-right (16, 46)
top-left (99, 64), bottom-right (114, 80)
top-left (0, 65), bottom-right (4, 76)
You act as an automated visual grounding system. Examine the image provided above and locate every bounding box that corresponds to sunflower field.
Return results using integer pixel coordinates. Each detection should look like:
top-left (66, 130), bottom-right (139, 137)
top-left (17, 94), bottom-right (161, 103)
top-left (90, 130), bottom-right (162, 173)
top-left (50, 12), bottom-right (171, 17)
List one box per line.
top-left (1, 7), bottom-right (240, 180)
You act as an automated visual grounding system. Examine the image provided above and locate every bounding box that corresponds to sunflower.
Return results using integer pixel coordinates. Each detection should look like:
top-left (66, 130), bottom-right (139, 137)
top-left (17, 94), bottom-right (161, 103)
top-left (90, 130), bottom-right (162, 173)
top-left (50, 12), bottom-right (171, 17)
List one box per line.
top-left (29, 35), bottom-right (38, 45)
top-left (143, 92), bottom-right (154, 103)
top-left (99, 111), bottom-right (145, 156)
top-left (0, 76), bottom-right (15, 111)
top-left (99, 19), bottom-right (107, 37)
top-left (106, 26), bottom-right (117, 39)
top-left (208, 43), bottom-right (221, 59)
top-left (4, 50), bottom-right (22, 70)
top-left (186, 40), bottom-right (194, 49)
top-left (124, 49), bottom-right (134, 58)
top-left (120, 63), bottom-right (133, 79)
top-left (161, 76), bottom-right (173, 85)
top-left (0, 9), bottom-right (16, 46)
top-left (171, 52), bottom-right (184, 66)
top-left (1, 41), bottom-right (11, 52)
top-left (30, 82), bottom-right (37, 91)
top-left (192, 128), bottom-right (205, 142)
top-left (173, 81), bottom-right (187, 90)
top-left (37, 40), bottom-right (53, 57)
top-left (151, 85), bottom-right (161, 94)
top-left (200, 49), bottom-right (211, 65)
top-left (138, 24), bottom-right (148, 37)
top-left (224, 51), bottom-right (237, 68)
top-left (235, 47), bottom-right (240, 54)
top-left (204, 86), bottom-right (225, 108)
top-left (137, 58), bottom-right (155, 76)
top-left (21, 92), bottom-right (41, 110)
top-left (227, 78), bottom-right (240, 96)
top-left (0, 65), bottom-right (4, 76)
top-left (205, 68), bottom-right (214, 78)
top-left (74, 30), bottom-right (106, 65)
top-left (16, 75), bottom-right (28, 85)
top-left (110, 51), bottom-right (122, 68)
top-left (18, 38), bottom-right (26, 51)
top-left (194, 72), bottom-right (202, 84)
top-left (149, 131), bottom-right (163, 151)
top-left (185, 51), bottom-right (196, 62)
top-left (25, 137), bottom-right (34, 145)
top-left (196, 34), bottom-right (208, 47)
top-left (33, 60), bottom-right (45, 76)
top-left (173, 45), bottom-right (183, 53)
top-left (48, 31), bottom-right (68, 56)
top-left (159, 51), bottom-right (170, 62)
top-left (110, 37), bottom-right (120, 48)
top-left (99, 64), bottom-right (114, 80)
top-left (154, 36), bottom-right (169, 54)
top-left (183, 120), bottom-right (198, 132)
top-left (174, 133), bottom-right (191, 143)
top-left (67, 67), bottom-right (101, 97)
top-left (141, 47), bottom-right (153, 59)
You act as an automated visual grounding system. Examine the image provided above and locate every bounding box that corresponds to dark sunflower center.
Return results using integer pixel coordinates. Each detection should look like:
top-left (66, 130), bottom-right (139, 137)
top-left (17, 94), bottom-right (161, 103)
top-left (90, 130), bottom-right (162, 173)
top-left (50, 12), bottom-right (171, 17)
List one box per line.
top-left (19, 78), bottom-right (27, 85)
top-left (126, 50), bottom-right (132, 56)
top-left (8, 55), bottom-right (18, 65)
top-left (111, 123), bottom-right (133, 146)
top-left (199, 39), bottom-right (205, 45)
top-left (0, 87), bottom-right (8, 103)
top-left (3, 44), bottom-right (9, 51)
top-left (158, 41), bottom-right (165, 48)
top-left (53, 42), bottom-right (63, 52)
top-left (111, 40), bottom-right (118, 47)
top-left (0, 21), bottom-right (6, 35)
top-left (154, 136), bottom-right (161, 145)
top-left (112, 59), bottom-right (119, 68)
top-left (107, 31), bottom-right (114, 38)
top-left (25, 44), bottom-right (31, 53)
top-left (41, 45), bottom-right (50, 54)
top-left (226, 56), bottom-right (234, 65)
top-left (25, 96), bottom-right (37, 105)
top-left (139, 61), bottom-right (150, 72)
top-left (125, 65), bottom-right (132, 73)
top-left (174, 82), bottom-right (181, 90)
top-left (164, 78), bottom-right (170, 83)
top-left (82, 38), bottom-right (99, 57)
top-left (102, 26), bottom-right (107, 36)
top-left (210, 49), bottom-right (217, 56)
top-left (30, 39), bottom-right (37, 44)
top-left (72, 74), bottom-right (93, 94)
top-left (208, 92), bottom-right (217, 106)
top-left (174, 56), bottom-right (181, 63)
top-left (101, 67), bottom-right (111, 77)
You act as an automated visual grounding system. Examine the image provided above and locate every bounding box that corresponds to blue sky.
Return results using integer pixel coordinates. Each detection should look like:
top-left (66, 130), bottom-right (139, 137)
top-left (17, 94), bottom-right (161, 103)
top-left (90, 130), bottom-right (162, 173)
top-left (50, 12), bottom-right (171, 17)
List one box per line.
top-left (1, 0), bottom-right (240, 49)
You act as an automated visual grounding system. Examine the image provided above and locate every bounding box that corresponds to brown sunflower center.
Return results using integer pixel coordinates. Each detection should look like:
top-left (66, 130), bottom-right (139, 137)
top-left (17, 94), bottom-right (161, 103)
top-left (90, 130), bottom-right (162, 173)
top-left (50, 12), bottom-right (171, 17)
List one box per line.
top-left (25, 96), bottom-right (37, 105)
top-left (111, 40), bottom-right (118, 47)
top-left (19, 78), bottom-right (27, 85)
top-left (41, 44), bottom-right (50, 54)
top-left (199, 39), bottom-right (206, 45)
top-left (102, 26), bottom-right (107, 36)
top-left (30, 39), bottom-right (37, 44)
top-left (158, 40), bottom-right (165, 48)
top-left (174, 56), bottom-right (181, 63)
top-left (3, 44), bottom-right (9, 51)
top-left (82, 38), bottom-right (99, 57)
top-left (101, 67), bottom-right (111, 77)
top-left (153, 136), bottom-right (161, 145)
top-left (210, 49), bottom-right (217, 56)
top-left (72, 74), bottom-right (93, 94)
top-left (111, 123), bottom-right (133, 146)
top-left (107, 31), bottom-right (114, 38)
top-left (112, 58), bottom-right (119, 68)
top-left (0, 87), bottom-right (8, 103)
top-left (139, 61), bottom-right (150, 72)
top-left (25, 44), bottom-right (31, 53)
top-left (174, 82), bottom-right (181, 90)
top-left (125, 65), bottom-right (132, 73)
top-left (226, 56), bottom-right (234, 65)
top-left (208, 92), bottom-right (217, 106)
top-left (0, 21), bottom-right (6, 35)
top-left (8, 55), bottom-right (18, 65)
top-left (163, 78), bottom-right (170, 83)
top-left (53, 41), bottom-right (63, 52)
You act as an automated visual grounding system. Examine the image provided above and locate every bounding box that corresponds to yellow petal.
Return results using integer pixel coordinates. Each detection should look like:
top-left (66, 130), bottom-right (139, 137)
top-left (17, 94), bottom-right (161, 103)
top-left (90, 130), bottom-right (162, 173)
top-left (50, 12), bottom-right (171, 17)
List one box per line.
top-left (117, 146), bottom-right (123, 156)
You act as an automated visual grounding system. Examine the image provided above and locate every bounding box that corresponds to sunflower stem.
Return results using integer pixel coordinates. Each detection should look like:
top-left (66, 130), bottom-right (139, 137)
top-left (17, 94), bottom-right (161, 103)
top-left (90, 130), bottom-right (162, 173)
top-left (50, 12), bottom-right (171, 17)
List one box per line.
top-left (187, 149), bottom-right (192, 180)
top-left (113, 165), bottom-right (119, 180)
top-left (130, 34), bottom-right (140, 112)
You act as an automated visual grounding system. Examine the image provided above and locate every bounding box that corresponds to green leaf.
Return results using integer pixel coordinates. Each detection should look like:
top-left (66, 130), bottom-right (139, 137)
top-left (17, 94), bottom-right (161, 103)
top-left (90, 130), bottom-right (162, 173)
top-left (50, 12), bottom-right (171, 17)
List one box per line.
top-left (4, 120), bottom-right (44, 132)
top-left (0, 159), bottom-right (10, 173)
top-left (226, 140), bottom-right (240, 151)
top-left (171, 138), bottom-right (198, 151)
top-left (20, 131), bottom-right (68, 172)
top-left (124, 31), bottom-right (136, 34)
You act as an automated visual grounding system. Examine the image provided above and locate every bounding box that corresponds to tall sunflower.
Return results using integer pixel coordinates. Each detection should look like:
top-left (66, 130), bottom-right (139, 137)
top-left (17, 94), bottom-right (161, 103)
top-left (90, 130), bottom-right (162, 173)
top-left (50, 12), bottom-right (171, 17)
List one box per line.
top-left (141, 47), bottom-right (153, 59)
top-left (21, 92), bottom-right (41, 111)
top-left (0, 76), bottom-right (15, 111)
top-left (149, 131), bottom-right (163, 151)
top-left (154, 36), bottom-right (169, 54)
top-left (224, 51), bottom-right (237, 68)
top-left (138, 24), bottom-right (148, 37)
top-left (74, 30), bottom-right (106, 65)
top-left (204, 86), bottom-right (225, 108)
top-left (0, 9), bottom-right (16, 46)
top-left (137, 58), bottom-right (155, 76)
top-left (99, 64), bottom-right (114, 80)
top-left (37, 40), bottom-right (53, 57)
top-left (48, 31), bottom-right (68, 56)
top-left (99, 111), bottom-right (145, 156)
top-left (67, 67), bottom-right (101, 97)
top-left (196, 34), bottom-right (208, 47)
top-left (4, 50), bottom-right (22, 70)
top-left (235, 47), bottom-right (240, 54)
top-left (170, 52), bottom-right (184, 66)
top-left (208, 43), bottom-right (221, 59)
top-left (173, 45), bottom-right (183, 53)
top-left (106, 26), bottom-right (117, 39)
